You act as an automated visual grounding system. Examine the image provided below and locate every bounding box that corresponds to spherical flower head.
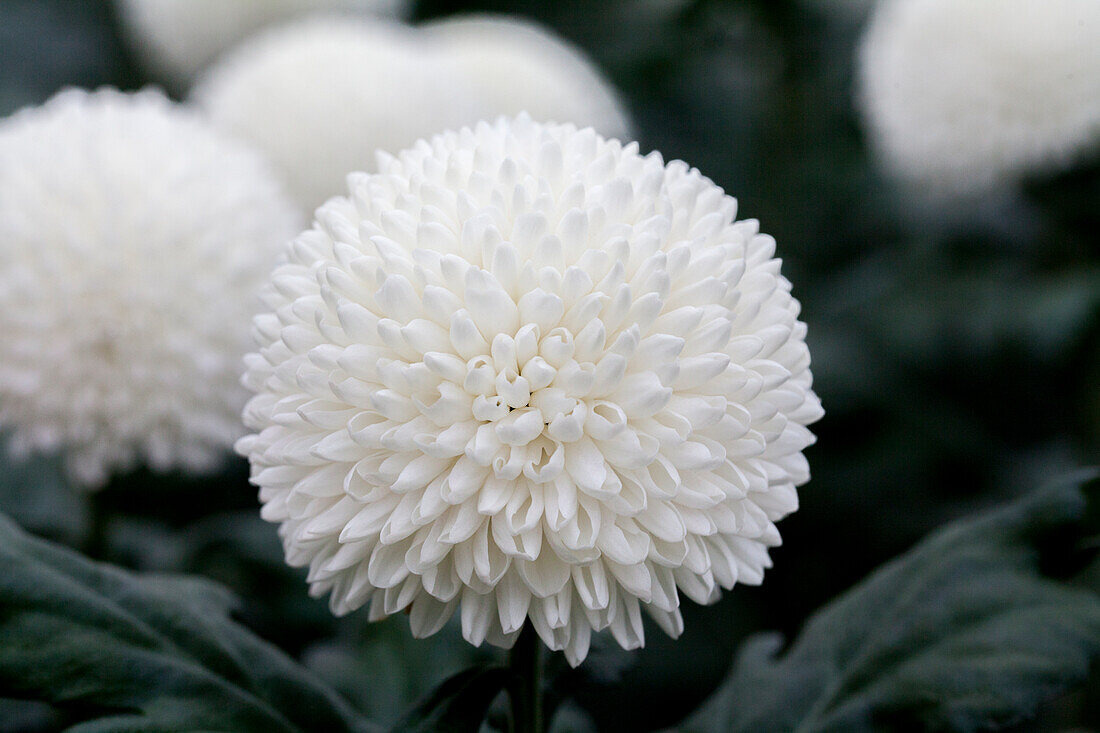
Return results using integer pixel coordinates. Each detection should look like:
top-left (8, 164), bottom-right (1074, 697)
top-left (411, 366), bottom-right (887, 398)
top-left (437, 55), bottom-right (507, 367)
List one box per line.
top-left (422, 15), bottom-right (631, 142)
top-left (858, 0), bottom-right (1100, 196)
top-left (0, 88), bottom-right (301, 488)
top-left (117, 0), bottom-right (408, 83)
top-left (191, 15), bottom-right (632, 213)
top-left (237, 116), bottom-right (822, 666)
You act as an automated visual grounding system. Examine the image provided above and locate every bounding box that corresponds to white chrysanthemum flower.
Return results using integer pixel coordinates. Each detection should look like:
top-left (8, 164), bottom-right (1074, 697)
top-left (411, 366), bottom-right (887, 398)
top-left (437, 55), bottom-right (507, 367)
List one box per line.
top-left (191, 17), bottom-right (478, 213)
top-left (0, 88), bottom-right (301, 488)
top-left (116, 0), bottom-right (408, 82)
top-left (237, 116), bottom-right (822, 666)
top-left (858, 0), bottom-right (1100, 195)
top-left (422, 15), bottom-right (630, 142)
top-left (192, 15), bottom-right (631, 212)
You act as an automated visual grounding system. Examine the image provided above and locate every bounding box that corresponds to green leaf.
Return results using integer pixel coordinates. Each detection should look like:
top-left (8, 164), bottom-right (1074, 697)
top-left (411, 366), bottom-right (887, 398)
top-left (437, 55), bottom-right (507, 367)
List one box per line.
top-left (671, 472), bottom-right (1100, 733)
top-left (0, 451), bottom-right (86, 545)
top-left (0, 511), bottom-right (377, 733)
top-left (386, 666), bottom-right (510, 733)
top-left (304, 616), bottom-right (492, 727)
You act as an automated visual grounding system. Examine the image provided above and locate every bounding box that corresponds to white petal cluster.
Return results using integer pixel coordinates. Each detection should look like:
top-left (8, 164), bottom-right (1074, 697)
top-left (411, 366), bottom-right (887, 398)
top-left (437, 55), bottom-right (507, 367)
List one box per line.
top-left (858, 0), bottom-right (1100, 195)
top-left (117, 0), bottom-right (408, 82)
top-left (237, 116), bottom-right (822, 665)
top-left (192, 15), bottom-right (630, 212)
top-left (0, 88), bottom-right (301, 487)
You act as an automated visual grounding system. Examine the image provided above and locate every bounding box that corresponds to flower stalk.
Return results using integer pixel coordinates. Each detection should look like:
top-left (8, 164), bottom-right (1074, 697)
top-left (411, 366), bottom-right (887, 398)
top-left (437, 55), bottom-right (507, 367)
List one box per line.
top-left (509, 625), bottom-right (544, 733)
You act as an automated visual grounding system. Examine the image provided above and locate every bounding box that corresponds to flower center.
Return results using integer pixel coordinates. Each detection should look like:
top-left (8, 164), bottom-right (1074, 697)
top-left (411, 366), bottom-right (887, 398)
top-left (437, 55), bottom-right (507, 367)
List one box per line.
top-left (455, 323), bottom-right (601, 483)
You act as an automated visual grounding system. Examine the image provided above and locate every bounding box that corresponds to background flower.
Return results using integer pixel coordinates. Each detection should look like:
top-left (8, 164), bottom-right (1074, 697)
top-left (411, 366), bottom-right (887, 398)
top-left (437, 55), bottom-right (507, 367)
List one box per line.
top-left (0, 87), bottom-right (301, 487)
top-left (238, 115), bottom-right (822, 666)
top-left (422, 15), bottom-right (631, 142)
top-left (190, 16), bottom-right (476, 213)
top-left (116, 0), bottom-right (408, 83)
top-left (858, 0), bottom-right (1100, 195)
top-left (191, 14), bottom-right (630, 212)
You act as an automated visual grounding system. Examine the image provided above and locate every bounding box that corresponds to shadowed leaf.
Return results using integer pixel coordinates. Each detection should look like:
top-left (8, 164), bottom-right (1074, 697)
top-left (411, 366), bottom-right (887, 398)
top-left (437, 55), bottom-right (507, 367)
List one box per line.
top-left (671, 472), bottom-right (1100, 733)
top-left (0, 512), bottom-right (377, 733)
top-left (387, 665), bottom-right (510, 733)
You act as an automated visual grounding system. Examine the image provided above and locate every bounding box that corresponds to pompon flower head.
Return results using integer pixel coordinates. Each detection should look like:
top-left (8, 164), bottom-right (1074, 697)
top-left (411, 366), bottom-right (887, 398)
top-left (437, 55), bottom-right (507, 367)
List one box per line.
top-left (237, 116), bottom-right (823, 666)
top-left (192, 15), bottom-right (631, 212)
top-left (858, 0), bottom-right (1100, 196)
top-left (422, 15), bottom-right (630, 142)
top-left (117, 0), bottom-right (408, 83)
top-left (0, 88), bottom-right (301, 488)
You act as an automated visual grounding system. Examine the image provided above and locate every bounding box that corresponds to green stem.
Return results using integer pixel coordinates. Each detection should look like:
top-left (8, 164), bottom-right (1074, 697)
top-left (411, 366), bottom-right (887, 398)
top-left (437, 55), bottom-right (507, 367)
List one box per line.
top-left (508, 624), bottom-right (544, 733)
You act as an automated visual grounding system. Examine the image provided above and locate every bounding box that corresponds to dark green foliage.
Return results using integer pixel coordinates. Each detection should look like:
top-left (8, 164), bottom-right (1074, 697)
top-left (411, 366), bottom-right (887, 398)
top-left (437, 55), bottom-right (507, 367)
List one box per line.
top-left (0, 452), bottom-right (85, 546)
top-left (0, 512), bottom-right (375, 733)
top-left (386, 666), bottom-right (510, 733)
top-left (0, 0), bottom-right (135, 116)
top-left (672, 473), bottom-right (1100, 733)
top-left (303, 616), bottom-right (492, 726)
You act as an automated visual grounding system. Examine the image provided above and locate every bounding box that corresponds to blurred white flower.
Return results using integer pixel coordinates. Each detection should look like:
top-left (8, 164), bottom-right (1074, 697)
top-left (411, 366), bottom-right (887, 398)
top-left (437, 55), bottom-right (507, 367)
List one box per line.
top-left (858, 0), bottom-right (1100, 195)
top-left (0, 88), bottom-right (301, 488)
top-left (192, 14), bottom-right (631, 212)
top-left (191, 17), bottom-right (475, 214)
top-left (422, 15), bottom-right (630, 142)
top-left (116, 0), bottom-right (408, 82)
top-left (237, 115), bottom-right (822, 665)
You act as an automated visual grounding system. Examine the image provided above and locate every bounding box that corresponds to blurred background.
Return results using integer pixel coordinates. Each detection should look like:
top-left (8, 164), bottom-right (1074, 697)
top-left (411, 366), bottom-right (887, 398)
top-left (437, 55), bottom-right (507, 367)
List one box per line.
top-left (1, 0), bottom-right (1097, 730)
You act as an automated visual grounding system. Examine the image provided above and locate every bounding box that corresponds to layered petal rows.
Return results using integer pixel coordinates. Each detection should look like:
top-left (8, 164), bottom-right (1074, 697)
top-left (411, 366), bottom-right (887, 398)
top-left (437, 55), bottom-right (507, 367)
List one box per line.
top-left (238, 116), bottom-right (823, 665)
